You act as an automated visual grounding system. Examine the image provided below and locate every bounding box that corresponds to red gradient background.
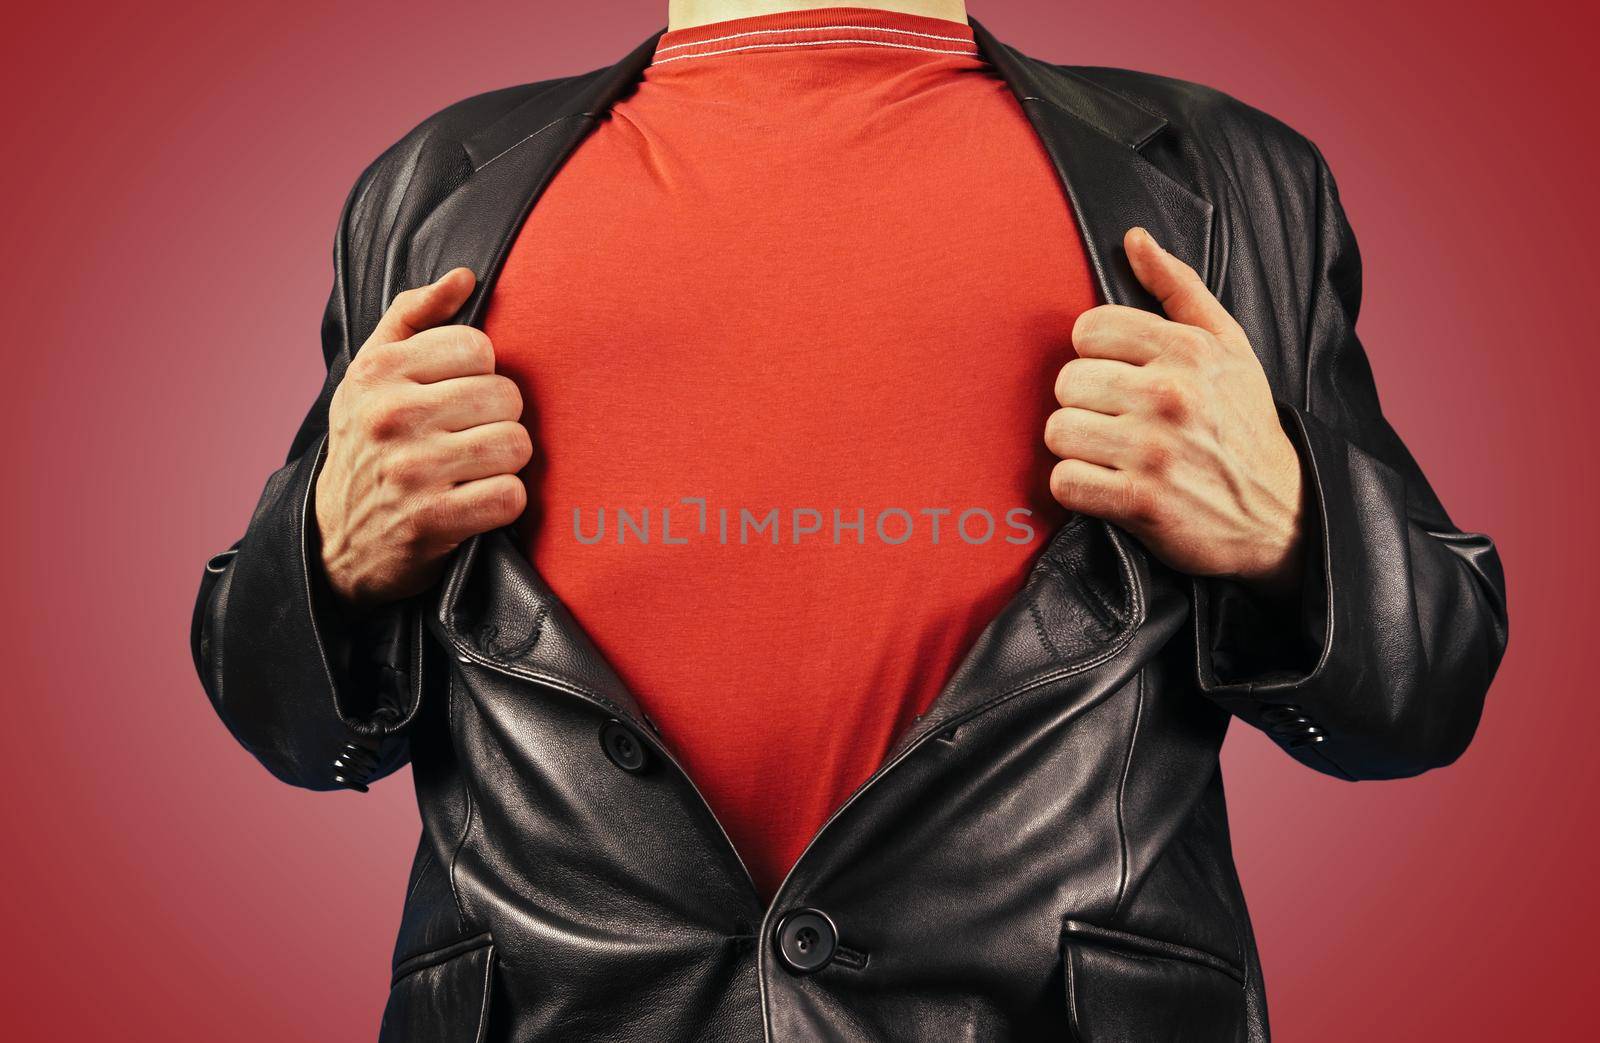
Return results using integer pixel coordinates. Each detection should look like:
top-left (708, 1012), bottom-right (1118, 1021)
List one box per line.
top-left (3, 2), bottom-right (1594, 1039)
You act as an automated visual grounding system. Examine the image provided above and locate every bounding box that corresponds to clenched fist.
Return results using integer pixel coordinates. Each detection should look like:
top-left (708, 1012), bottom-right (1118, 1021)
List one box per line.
top-left (314, 268), bottom-right (533, 610)
top-left (1046, 227), bottom-right (1306, 594)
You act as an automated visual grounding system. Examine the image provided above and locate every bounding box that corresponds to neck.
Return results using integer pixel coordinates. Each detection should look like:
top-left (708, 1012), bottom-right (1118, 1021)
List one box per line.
top-left (667, 1), bottom-right (969, 31)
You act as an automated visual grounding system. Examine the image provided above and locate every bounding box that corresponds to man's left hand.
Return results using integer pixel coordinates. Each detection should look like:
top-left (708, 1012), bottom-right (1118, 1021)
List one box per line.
top-left (1045, 226), bottom-right (1306, 595)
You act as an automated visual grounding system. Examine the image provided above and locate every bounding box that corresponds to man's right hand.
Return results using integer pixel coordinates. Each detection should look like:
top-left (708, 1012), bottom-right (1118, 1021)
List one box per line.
top-left (314, 268), bottom-right (533, 611)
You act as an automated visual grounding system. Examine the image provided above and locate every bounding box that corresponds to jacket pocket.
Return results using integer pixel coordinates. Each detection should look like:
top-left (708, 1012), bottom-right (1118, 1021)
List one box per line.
top-left (378, 932), bottom-right (496, 1043)
top-left (1061, 920), bottom-right (1246, 1043)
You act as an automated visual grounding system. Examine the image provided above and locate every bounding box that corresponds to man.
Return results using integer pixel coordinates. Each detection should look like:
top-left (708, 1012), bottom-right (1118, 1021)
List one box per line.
top-left (190, 1), bottom-right (1508, 1039)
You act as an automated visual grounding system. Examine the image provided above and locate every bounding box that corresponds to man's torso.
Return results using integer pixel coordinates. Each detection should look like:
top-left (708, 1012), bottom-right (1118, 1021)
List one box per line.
top-left (481, 7), bottom-right (1097, 900)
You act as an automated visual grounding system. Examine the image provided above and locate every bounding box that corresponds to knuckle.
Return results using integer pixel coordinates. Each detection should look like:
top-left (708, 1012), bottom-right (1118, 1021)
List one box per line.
top-left (360, 405), bottom-right (394, 440)
top-left (504, 424), bottom-right (535, 465)
top-left (349, 343), bottom-right (389, 381)
top-left (1049, 461), bottom-right (1089, 508)
top-left (1121, 478), bottom-right (1159, 526)
top-left (489, 376), bottom-right (524, 418)
top-left (388, 286), bottom-right (424, 314)
top-left (1056, 358), bottom-right (1091, 402)
top-left (1138, 438), bottom-right (1173, 477)
top-left (480, 476), bottom-right (527, 525)
top-left (1186, 327), bottom-right (1218, 358)
top-left (475, 424), bottom-right (530, 468)
top-left (383, 447), bottom-right (429, 489)
top-left (408, 493), bottom-right (450, 542)
top-left (328, 381), bottom-right (354, 421)
top-left (461, 328), bottom-right (496, 370)
top-left (363, 398), bottom-right (416, 440)
top-left (1071, 308), bottom-right (1104, 347)
top-left (1166, 286), bottom-right (1200, 315)
top-left (1147, 377), bottom-right (1190, 421)
top-left (1043, 410), bottom-right (1071, 453)
top-left (1048, 462), bottom-right (1075, 505)
top-left (437, 325), bottom-right (490, 366)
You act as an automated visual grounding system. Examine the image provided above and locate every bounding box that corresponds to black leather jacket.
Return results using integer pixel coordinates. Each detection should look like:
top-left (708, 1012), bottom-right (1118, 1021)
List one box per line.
top-left (189, 17), bottom-right (1508, 1042)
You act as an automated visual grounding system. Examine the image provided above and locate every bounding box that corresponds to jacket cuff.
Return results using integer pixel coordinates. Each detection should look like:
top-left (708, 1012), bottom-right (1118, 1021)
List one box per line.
top-left (1191, 403), bottom-right (1345, 769)
top-left (1193, 403), bottom-right (1328, 687)
top-left (303, 437), bottom-right (425, 784)
top-left (215, 434), bottom-right (421, 790)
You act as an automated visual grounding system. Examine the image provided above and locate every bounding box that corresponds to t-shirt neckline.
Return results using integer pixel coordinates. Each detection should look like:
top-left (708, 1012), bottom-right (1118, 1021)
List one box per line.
top-left (652, 5), bottom-right (979, 67)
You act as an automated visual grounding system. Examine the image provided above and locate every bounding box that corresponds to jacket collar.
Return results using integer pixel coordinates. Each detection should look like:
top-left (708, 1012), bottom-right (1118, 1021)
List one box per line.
top-left (458, 16), bottom-right (1171, 159)
top-left (412, 15), bottom-right (1214, 325)
top-left (970, 16), bottom-right (1168, 150)
top-left (460, 28), bottom-right (663, 172)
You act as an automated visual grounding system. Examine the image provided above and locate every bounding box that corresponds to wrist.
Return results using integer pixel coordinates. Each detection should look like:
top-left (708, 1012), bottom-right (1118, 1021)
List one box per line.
top-left (1233, 433), bottom-right (1308, 598)
top-left (311, 483), bottom-right (373, 623)
top-left (1236, 529), bottom-right (1304, 600)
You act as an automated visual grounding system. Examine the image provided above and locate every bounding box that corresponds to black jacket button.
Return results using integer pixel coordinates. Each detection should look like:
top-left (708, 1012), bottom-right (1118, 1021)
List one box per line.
top-left (1269, 716), bottom-right (1313, 735)
top-left (600, 719), bottom-right (650, 773)
top-left (1260, 704), bottom-right (1305, 725)
top-left (774, 908), bottom-right (838, 973)
top-left (331, 740), bottom-right (380, 793)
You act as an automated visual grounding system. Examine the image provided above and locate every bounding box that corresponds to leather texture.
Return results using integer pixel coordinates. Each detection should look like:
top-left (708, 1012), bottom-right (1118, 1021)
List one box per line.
top-left (189, 17), bottom-right (1509, 1042)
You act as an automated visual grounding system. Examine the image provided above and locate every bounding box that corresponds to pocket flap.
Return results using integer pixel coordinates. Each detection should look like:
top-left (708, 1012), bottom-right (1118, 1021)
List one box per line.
top-left (1062, 921), bottom-right (1246, 1043)
top-left (379, 933), bottom-right (495, 1043)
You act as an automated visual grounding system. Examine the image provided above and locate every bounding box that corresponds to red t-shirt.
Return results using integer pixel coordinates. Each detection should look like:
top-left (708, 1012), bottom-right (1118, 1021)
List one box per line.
top-left (482, 6), bottom-right (1097, 903)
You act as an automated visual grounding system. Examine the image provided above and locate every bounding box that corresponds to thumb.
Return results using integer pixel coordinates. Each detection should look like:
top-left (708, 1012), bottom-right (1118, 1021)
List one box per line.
top-left (1124, 227), bottom-right (1235, 336)
top-left (369, 267), bottom-right (477, 345)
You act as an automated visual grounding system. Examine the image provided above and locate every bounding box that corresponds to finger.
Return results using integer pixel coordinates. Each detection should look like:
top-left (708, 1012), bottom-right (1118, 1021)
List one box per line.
top-left (412, 374), bottom-right (525, 432)
top-left (423, 473), bottom-right (528, 545)
top-left (1124, 227), bottom-right (1238, 337)
top-left (1048, 458), bottom-right (1143, 523)
top-left (1043, 408), bottom-right (1140, 469)
top-left (368, 268), bottom-right (477, 346)
top-left (1071, 304), bottom-right (1173, 365)
top-left (1054, 357), bottom-right (1148, 414)
top-left (431, 421), bottom-right (534, 484)
top-left (384, 325), bottom-right (498, 383)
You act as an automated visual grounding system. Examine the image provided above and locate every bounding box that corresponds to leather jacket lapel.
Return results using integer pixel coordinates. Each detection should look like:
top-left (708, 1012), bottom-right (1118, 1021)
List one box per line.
top-left (969, 15), bottom-right (1216, 306)
top-left (401, 29), bottom-right (663, 324)
top-left (403, 35), bottom-right (665, 730)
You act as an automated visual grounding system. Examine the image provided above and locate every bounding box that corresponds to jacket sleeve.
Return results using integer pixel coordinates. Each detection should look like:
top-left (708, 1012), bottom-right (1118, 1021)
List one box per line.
top-left (1193, 139), bottom-right (1509, 781)
top-left (189, 161), bottom-right (422, 793)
